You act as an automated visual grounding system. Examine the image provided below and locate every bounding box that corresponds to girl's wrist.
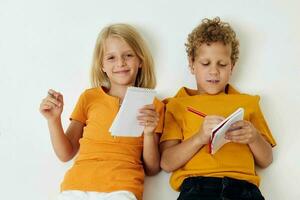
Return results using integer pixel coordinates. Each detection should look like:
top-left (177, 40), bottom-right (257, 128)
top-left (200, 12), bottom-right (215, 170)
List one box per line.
top-left (144, 131), bottom-right (155, 136)
top-left (48, 116), bottom-right (61, 124)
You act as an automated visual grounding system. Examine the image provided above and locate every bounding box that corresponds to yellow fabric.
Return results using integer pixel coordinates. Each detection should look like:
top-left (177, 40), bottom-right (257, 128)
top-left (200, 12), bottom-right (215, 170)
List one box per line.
top-left (61, 87), bottom-right (164, 200)
top-left (161, 84), bottom-right (276, 191)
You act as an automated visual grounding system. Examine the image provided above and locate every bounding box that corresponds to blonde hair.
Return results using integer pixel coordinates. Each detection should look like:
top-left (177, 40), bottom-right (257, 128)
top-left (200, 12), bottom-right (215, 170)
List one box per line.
top-left (185, 17), bottom-right (239, 65)
top-left (90, 23), bottom-right (156, 89)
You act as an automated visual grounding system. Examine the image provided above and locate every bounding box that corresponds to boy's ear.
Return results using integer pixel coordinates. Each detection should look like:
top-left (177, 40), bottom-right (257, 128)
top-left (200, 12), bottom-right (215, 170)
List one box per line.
top-left (230, 64), bottom-right (235, 75)
top-left (188, 57), bottom-right (195, 74)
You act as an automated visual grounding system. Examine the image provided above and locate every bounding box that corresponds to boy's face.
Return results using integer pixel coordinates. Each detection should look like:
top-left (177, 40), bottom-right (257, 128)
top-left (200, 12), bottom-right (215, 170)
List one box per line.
top-left (189, 42), bottom-right (234, 95)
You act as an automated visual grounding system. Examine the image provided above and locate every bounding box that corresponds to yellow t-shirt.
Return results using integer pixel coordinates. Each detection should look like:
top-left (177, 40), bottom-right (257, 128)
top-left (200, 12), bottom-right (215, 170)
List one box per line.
top-left (161, 85), bottom-right (276, 191)
top-left (61, 87), bottom-right (164, 200)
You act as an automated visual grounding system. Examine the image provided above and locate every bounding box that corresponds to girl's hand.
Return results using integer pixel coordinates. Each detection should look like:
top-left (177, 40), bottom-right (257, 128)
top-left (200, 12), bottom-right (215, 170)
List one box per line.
top-left (225, 120), bottom-right (259, 144)
top-left (39, 89), bottom-right (64, 121)
top-left (137, 104), bottom-right (159, 135)
top-left (199, 115), bottom-right (225, 144)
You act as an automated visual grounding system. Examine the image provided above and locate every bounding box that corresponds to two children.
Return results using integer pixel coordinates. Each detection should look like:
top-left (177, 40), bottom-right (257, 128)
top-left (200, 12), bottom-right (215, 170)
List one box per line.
top-left (40, 18), bottom-right (276, 200)
top-left (160, 17), bottom-right (276, 200)
top-left (40, 24), bottom-right (164, 200)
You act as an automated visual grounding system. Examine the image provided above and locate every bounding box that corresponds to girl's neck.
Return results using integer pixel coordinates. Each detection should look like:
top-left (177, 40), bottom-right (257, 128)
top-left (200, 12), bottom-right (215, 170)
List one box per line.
top-left (108, 84), bottom-right (131, 103)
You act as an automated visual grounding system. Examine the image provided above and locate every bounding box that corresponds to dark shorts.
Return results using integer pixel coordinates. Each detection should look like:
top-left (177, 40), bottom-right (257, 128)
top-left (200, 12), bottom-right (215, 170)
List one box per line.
top-left (178, 176), bottom-right (265, 200)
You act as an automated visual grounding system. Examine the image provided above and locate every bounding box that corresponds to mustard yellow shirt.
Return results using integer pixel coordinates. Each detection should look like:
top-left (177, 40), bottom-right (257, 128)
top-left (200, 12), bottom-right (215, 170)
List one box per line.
top-left (61, 87), bottom-right (164, 200)
top-left (161, 85), bottom-right (276, 191)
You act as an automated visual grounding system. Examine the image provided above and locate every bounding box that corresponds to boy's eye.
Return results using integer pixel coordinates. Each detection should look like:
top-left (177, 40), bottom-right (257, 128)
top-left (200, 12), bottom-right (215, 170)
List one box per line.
top-left (201, 62), bottom-right (209, 66)
top-left (219, 63), bottom-right (227, 67)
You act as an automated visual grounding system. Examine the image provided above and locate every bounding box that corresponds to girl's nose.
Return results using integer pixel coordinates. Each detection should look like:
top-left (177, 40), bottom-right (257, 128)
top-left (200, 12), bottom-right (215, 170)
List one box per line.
top-left (116, 57), bottom-right (126, 67)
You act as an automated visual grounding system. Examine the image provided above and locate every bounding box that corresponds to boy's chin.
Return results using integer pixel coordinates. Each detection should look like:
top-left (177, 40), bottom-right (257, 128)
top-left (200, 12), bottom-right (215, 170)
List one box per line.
top-left (202, 88), bottom-right (224, 95)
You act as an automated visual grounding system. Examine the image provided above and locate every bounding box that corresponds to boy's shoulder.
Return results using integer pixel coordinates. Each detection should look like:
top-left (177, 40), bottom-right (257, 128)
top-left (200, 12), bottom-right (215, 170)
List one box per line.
top-left (163, 85), bottom-right (261, 107)
top-left (163, 86), bottom-right (197, 104)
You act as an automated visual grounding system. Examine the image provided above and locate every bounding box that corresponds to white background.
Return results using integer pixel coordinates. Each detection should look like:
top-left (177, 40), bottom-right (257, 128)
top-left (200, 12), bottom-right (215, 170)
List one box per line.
top-left (0, 0), bottom-right (299, 199)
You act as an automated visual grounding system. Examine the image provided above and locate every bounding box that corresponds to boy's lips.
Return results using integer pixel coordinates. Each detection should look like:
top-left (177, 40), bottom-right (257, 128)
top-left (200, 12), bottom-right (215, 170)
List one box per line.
top-left (207, 80), bottom-right (220, 83)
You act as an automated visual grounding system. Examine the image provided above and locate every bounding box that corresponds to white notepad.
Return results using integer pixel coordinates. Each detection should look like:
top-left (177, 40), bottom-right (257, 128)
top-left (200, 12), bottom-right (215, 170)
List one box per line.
top-left (109, 87), bottom-right (157, 137)
top-left (210, 107), bottom-right (244, 154)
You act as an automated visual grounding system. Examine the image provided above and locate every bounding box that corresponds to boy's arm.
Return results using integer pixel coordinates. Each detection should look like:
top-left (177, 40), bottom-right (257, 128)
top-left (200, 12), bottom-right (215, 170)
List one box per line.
top-left (226, 120), bottom-right (273, 168)
top-left (248, 133), bottom-right (273, 168)
top-left (160, 133), bottom-right (206, 172)
top-left (161, 115), bottom-right (225, 172)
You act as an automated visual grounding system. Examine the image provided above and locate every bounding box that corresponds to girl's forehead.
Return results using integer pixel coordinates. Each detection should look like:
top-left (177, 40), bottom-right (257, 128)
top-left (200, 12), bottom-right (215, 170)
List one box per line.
top-left (103, 36), bottom-right (134, 53)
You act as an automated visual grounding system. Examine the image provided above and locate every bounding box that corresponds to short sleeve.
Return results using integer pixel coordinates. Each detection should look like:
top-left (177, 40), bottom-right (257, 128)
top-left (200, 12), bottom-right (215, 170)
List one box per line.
top-left (70, 91), bottom-right (87, 124)
top-left (153, 98), bottom-right (165, 134)
top-left (160, 101), bottom-right (183, 142)
top-left (251, 97), bottom-right (276, 147)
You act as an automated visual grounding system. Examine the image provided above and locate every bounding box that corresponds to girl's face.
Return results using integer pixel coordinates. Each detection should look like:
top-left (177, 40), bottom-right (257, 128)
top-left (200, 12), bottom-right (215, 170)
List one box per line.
top-left (189, 42), bottom-right (233, 95)
top-left (102, 36), bottom-right (141, 88)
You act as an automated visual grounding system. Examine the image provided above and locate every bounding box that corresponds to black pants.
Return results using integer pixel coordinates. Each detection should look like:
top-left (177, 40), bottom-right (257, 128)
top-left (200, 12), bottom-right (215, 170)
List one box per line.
top-left (177, 177), bottom-right (265, 200)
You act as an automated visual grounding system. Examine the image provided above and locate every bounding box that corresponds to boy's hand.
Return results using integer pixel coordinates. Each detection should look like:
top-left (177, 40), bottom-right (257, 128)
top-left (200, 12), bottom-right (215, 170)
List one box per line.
top-left (199, 115), bottom-right (225, 144)
top-left (39, 89), bottom-right (64, 121)
top-left (225, 120), bottom-right (259, 144)
top-left (137, 104), bottom-right (159, 135)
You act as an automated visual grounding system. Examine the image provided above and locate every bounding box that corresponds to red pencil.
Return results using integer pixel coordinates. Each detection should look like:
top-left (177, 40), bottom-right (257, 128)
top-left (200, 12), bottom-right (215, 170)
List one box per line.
top-left (187, 107), bottom-right (207, 117)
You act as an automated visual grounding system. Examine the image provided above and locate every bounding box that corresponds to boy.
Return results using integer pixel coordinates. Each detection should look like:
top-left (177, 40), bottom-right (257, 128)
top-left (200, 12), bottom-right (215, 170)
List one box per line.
top-left (160, 17), bottom-right (276, 200)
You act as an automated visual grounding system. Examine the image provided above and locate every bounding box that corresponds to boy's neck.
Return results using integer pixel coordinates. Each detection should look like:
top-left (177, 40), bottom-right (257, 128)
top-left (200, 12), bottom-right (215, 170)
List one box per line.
top-left (196, 84), bottom-right (229, 95)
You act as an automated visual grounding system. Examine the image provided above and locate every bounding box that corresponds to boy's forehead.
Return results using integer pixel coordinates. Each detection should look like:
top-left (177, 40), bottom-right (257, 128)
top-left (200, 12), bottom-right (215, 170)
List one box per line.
top-left (195, 42), bottom-right (232, 57)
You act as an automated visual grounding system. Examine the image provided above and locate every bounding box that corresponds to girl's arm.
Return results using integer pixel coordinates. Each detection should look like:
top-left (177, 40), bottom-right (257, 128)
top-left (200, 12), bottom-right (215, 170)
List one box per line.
top-left (48, 119), bottom-right (84, 162)
top-left (40, 89), bottom-right (84, 162)
top-left (160, 115), bottom-right (224, 172)
top-left (138, 104), bottom-right (161, 176)
top-left (143, 133), bottom-right (160, 176)
top-left (226, 120), bottom-right (273, 168)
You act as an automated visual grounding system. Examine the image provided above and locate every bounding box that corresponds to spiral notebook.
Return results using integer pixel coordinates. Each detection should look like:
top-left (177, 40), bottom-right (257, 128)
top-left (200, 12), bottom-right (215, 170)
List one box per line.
top-left (209, 107), bottom-right (244, 154)
top-left (109, 87), bottom-right (157, 137)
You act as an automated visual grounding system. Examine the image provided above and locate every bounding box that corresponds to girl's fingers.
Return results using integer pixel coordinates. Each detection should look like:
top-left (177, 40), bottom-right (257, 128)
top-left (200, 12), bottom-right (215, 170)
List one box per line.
top-left (46, 97), bottom-right (62, 107)
top-left (137, 115), bottom-right (159, 123)
top-left (139, 109), bottom-right (158, 118)
top-left (48, 89), bottom-right (63, 102)
top-left (141, 104), bottom-right (155, 109)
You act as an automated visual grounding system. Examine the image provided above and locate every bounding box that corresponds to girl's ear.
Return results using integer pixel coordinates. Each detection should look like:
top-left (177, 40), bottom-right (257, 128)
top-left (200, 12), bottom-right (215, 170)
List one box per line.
top-left (188, 57), bottom-right (195, 74)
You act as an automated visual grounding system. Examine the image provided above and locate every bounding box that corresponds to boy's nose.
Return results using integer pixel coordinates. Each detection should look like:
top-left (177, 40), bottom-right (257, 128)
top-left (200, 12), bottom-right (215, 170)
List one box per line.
top-left (209, 65), bottom-right (219, 74)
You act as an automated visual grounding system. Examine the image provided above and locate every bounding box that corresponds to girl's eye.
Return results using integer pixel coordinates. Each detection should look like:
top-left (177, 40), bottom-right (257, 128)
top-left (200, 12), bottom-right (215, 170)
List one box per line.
top-left (201, 62), bottom-right (209, 66)
top-left (126, 54), bottom-right (134, 58)
top-left (107, 57), bottom-right (114, 60)
top-left (219, 63), bottom-right (227, 67)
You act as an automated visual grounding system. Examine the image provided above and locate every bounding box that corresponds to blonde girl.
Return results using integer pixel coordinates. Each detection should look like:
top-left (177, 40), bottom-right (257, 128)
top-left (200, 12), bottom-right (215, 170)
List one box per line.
top-left (39, 23), bottom-right (164, 200)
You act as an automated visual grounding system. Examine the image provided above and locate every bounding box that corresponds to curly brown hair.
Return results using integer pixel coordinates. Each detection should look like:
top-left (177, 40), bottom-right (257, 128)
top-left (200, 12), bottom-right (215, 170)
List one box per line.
top-left (185, 17), bottom-right (239, 65)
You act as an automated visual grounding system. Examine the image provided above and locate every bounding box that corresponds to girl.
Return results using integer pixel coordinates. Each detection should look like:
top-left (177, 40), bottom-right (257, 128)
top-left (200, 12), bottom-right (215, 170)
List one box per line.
top-left (39, 23), bottom-right (164, 200)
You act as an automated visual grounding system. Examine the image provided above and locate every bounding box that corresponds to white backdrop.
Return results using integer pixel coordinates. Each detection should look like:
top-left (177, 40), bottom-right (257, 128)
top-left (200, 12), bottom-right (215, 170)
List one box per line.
top-left (0, 0), bottom-right (299, 199)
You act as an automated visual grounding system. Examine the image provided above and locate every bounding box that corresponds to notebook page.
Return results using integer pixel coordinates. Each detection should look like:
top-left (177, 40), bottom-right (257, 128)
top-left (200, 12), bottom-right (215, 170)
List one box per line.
top-left (109, 87), bottom-right (157, 137)
top-left (210, 107), bottom-right (244, 154)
